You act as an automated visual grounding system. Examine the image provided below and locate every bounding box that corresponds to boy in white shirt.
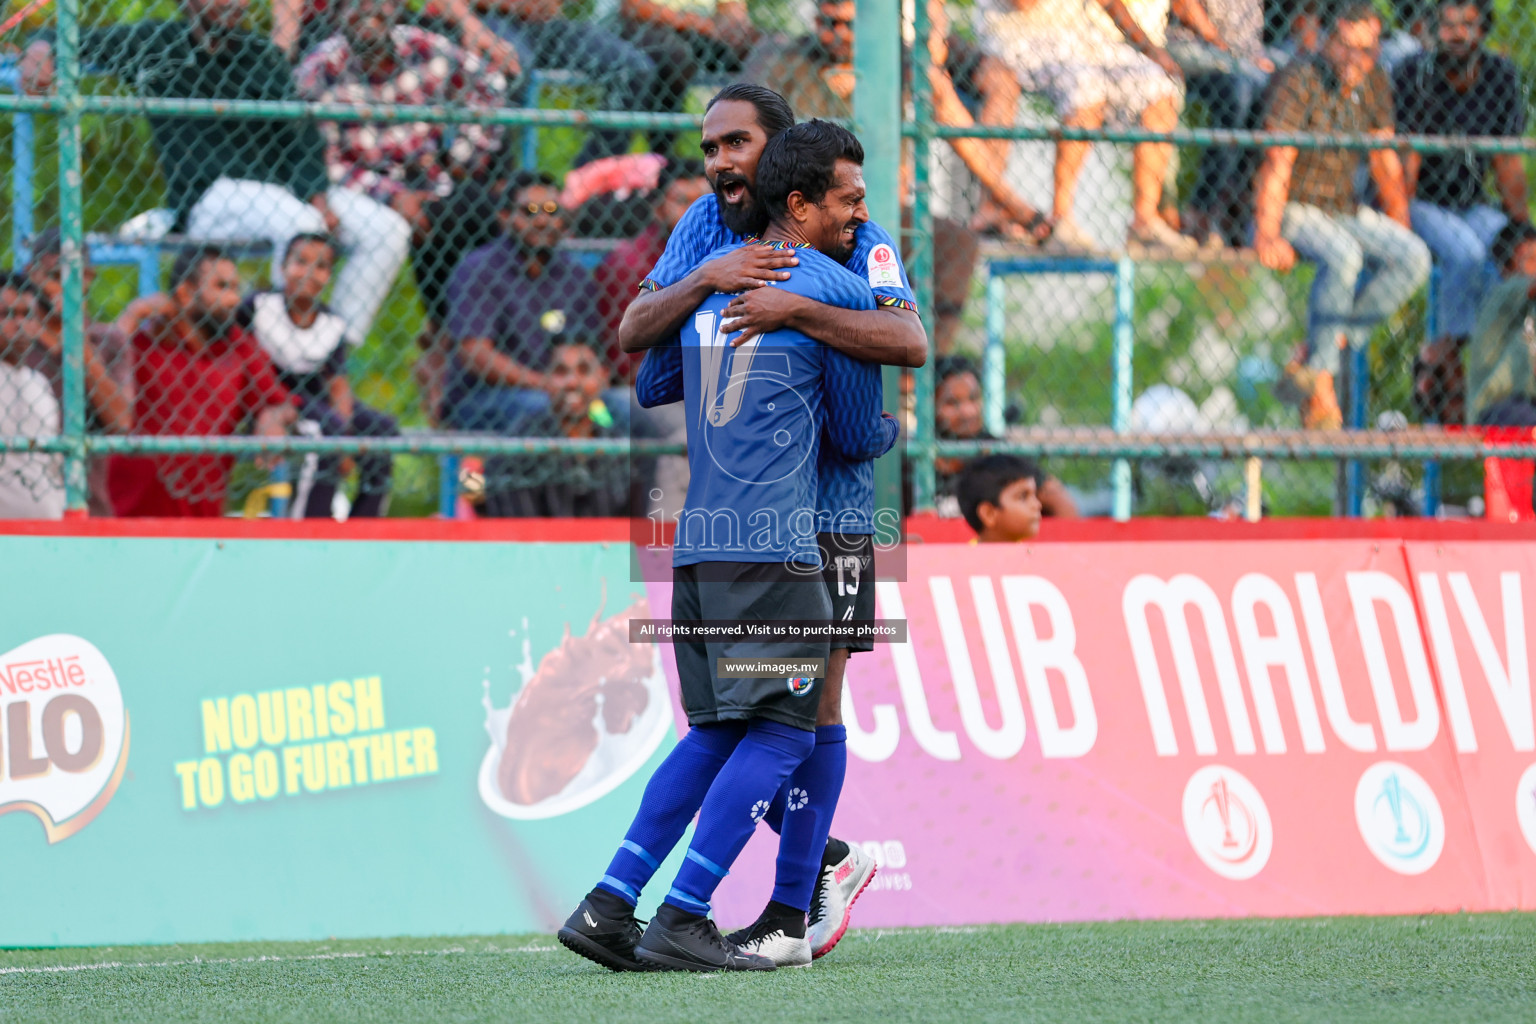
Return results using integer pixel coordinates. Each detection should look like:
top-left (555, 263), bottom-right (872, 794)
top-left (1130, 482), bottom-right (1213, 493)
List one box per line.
top-left (240, 234), bottom-right (398, 518)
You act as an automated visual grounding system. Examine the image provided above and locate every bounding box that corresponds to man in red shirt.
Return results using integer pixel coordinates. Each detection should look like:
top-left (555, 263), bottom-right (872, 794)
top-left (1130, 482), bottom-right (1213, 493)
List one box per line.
top-left (593, 159), bottom-right (710, 382)
top-left (108, 246), bottom-right (298, 517)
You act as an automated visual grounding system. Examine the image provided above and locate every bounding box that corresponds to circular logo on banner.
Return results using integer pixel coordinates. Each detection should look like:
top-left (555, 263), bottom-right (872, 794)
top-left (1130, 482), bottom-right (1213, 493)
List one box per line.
top-left (1182, 765), bottom-right (1272, 880)
top-left (1354, 762), bottom-right (1444, 875)
top-left (1514, 764), bottom-right (1536, 855)
top-left (0, 634), bottom-right (130, 844)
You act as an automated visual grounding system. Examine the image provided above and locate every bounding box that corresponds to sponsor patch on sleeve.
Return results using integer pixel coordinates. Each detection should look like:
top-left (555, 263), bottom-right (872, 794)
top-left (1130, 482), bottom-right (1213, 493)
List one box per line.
top-left (866, 243), bottom-right (902, 288)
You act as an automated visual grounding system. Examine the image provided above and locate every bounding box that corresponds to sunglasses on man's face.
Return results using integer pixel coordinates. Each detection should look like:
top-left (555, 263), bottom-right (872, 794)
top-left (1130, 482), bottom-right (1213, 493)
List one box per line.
top-left (520, 200), bottom-right (563, 216)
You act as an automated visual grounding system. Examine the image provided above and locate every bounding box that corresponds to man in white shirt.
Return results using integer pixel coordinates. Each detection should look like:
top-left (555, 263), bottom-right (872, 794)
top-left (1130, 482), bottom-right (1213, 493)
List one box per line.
top-left (980, 0), bottom-right (1195, 253)
top-left (0, 273), bottom-right (64, 519)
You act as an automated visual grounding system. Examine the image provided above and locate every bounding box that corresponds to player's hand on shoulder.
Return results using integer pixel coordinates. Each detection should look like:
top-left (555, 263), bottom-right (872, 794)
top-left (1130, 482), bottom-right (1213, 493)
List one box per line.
top-left (698, 245), bottom-right (797, 294)
top-left (723, 287), bottom-right (806, 343)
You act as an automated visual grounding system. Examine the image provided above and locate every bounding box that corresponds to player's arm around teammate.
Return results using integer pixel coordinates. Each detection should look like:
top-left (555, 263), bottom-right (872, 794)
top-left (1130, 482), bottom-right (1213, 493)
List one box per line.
top-left (618, 230), bottom-right (799, 354)
top-left (617, 86), bottom-right (928, 368)
top-left (722, 276), bottom-right (926, 367)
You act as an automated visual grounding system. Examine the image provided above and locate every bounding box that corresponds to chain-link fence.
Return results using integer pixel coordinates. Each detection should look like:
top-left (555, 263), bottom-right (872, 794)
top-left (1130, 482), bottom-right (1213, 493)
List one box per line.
top-left (0, 0), bottom-right (1533, 522)
top-left (914, 0), bottom-right (1536, 520)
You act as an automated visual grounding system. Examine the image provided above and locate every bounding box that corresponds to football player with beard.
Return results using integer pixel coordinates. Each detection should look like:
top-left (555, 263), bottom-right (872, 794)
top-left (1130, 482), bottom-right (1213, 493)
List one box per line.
top-left (592, 86), bottom-right (921, 967)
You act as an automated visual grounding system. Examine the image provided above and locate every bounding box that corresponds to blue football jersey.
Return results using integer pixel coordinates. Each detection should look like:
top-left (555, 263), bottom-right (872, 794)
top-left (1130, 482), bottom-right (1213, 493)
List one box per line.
top-left (641, 194), bottom-right (919, 313)
top-left (636, 202), bottom-right (908, 536)
top-left (654, 241), bottom-right (898, 567)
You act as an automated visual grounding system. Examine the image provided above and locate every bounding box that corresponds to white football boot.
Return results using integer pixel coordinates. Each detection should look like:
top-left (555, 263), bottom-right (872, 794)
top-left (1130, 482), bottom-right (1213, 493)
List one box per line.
top-left (808, 842), bottom-right (877, 959)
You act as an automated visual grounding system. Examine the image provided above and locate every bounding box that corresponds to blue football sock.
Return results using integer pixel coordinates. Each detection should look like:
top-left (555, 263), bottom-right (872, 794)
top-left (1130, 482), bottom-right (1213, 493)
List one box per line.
top-left (664, 719), bottom-right (815, 915)
top-left (595, 721), bottom-right (747, 906)
top-left (770, 724), bottom-right (847, 911)
top-left (763, 787), bottom-right (786, 834)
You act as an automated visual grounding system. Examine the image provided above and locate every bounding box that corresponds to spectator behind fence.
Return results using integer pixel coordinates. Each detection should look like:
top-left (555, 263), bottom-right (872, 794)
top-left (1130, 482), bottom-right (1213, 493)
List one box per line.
top-left (617, 0), bottom-right (756, 154)
top-left (912, 355), bottom-right (1078, 518)
top-left (1080, 0), bottom-right (1257, 246)
top-left (1268, 0), bottom-right (1322, 62)
top-left (1165, 0), bottom-right (1275, 245)
top-left (1465, 221), bottom-right (1536, 427)
top-left (272, 0), bottom-right (517, 70)
top-left (1254, 1), bottom-right (1431, 430)
top-left (22, 229), bottom-right (134, 440)
top-left (108, 247), bottom-right (299, 518)
top-left (935, 22), bottom-right (1047, 239)
top-left (590, 160), bottom-right (707, 521)
top-left (958, 453), bottom-right (1043, 542)
top-left (444, 172), bottom-right (620, 434)
top-left (483, 341), bottom-right (629, 516)
top-left (296, 0), bottom-right (511, 356)
top-left (1381, 0), bottom-right (1435, 72)
top-left (21, 0), bottom-right (411, 350)
top-left (239, 234), bottom-right (399, 518)
top-left (753, 0), bottom-right (1051, 246)
top-left (1395, 0), bottom-right (1528, 359)
top-left (743, 2), bottom-right (1004, 353)
top-left (594, 159), bottom-right (711, 380)
top-left (977, 0), bottom-right (1196, 255)
top-left (0, 275), bottom-right (63, 519)
top-left (21, 228), bottom-right (147, 514)
top-left (480, 0), bottom-right (657, 167)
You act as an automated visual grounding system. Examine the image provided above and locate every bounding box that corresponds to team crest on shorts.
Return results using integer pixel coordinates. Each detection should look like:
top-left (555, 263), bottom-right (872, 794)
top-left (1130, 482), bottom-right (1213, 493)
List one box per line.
top-left (787, 677), bottom-right (815, 697)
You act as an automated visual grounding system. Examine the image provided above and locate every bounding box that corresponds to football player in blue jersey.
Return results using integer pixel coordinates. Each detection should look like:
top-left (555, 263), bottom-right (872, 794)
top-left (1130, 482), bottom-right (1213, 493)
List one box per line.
top-left (559, 120), bottom-right (898, 974)
top-left (618, 83), bottom-right (920, 962)
top-left (621, 126), bottom-right (890, 966)
top-left (619, 84), bottom-right (925, 368)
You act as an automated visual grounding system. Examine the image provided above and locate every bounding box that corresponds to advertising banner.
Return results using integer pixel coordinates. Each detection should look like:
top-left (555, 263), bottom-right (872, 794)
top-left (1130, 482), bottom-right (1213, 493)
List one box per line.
top-left (0, 536), bottom-right (677, 946)
top-left (716, 541), bottom-right (1508, 928)
top-left (5, 531), bottom-right (1536, 945)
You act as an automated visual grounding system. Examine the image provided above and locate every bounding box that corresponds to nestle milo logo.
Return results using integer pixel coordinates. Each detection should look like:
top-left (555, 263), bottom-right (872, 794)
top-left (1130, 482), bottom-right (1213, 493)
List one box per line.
top-left (0, 635), bottom-right (129, 843)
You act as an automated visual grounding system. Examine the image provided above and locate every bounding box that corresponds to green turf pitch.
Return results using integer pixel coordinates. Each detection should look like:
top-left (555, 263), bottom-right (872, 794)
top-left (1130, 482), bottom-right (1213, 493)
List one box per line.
top-left (4, 914), bottom-right (1535, 1023)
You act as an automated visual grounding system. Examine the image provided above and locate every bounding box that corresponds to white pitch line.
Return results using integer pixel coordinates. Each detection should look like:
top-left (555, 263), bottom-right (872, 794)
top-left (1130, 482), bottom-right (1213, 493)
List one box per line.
top-left (0, 945), bottom-right (557, 976)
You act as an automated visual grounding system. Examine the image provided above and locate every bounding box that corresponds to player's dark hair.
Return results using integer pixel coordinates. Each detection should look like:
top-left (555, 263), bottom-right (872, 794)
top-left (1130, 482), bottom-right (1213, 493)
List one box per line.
top-left (504, 169), bottom-right (560, 209)
top-left (935, 354), bottom-right (980, 388)
top-left (170, 244), bottom-right (231, 291)
top-left (1492, 220), bottom-right (1536, 273)
top-left (706, 84), bottom-right (795, 139)
top-left (957, 454), bottom-right (1041, 534)
top-left (756, 119), bottom-right (865, 220)
top-left (1326, 0), bottom-right (1381, 30)
top-left (283, 232), bottom-right (337, 264)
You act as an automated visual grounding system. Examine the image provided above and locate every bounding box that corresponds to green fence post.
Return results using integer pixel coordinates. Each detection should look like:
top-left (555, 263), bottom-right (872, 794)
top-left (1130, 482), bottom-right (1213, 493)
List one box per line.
top-left (55, 0), bottom-right (88, 515)
top-left (855, 0), bottom-right (904, 541)
top-left (1111, 257), bottom-right (1134, 522)
top-left (908, 0), bottom-right (936, 513)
